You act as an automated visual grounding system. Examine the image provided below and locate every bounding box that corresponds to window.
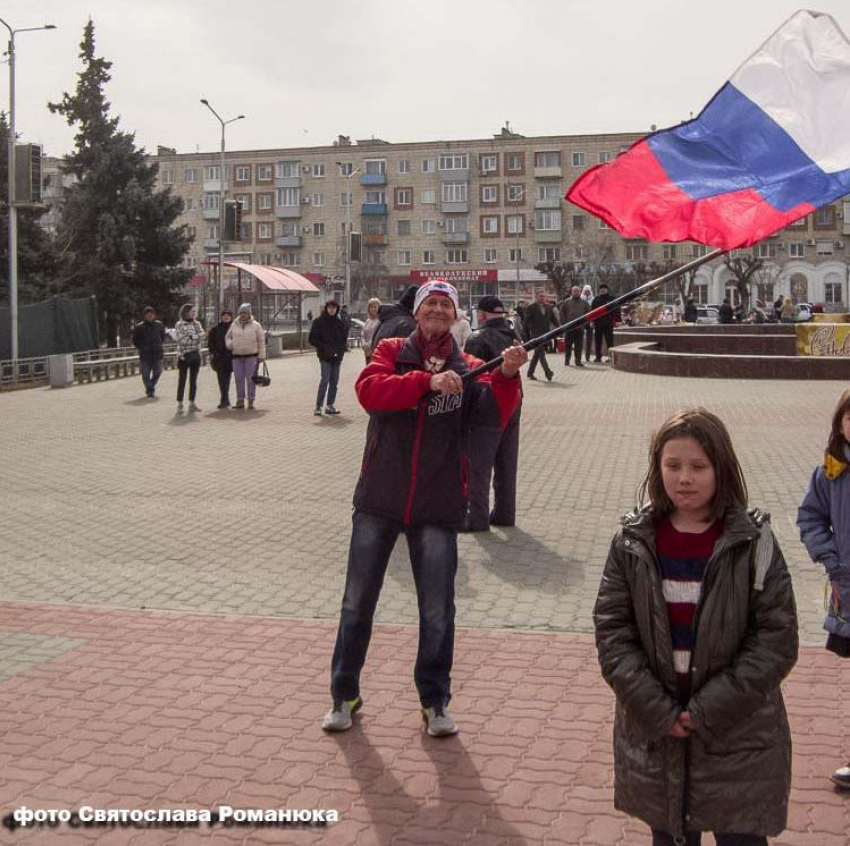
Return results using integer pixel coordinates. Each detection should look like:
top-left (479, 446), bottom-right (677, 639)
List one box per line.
top-left (279, 221), bottom-right (298, 238)
top-left (598, 151), bottom-right (613, 164)
top-left (571, 152), bottom-right (586, 167)
top-left (789, 242), bottom-right (805, 258)
top-left (692, 243), bottom-right (708, 257)
top-left (364, 159), bottom-right (387, 175)
top-left (257, 223), bottom-right (273, 240)
top-left (755, 243), bottom-right (778, 258)
top-left (204, 165), bottom-right (221, 181)
top-left (482, 216), bottom-right (500, 235)
top-left (337, 162), bottom-right (353, 176)
top-left (185, 197), bottom-right (196, 211)
top-left (506, 215), bottom-right (524, 235)
top-left (663, 244), bottom-right (678, 260)
top-left (313, 222), bottom-right (325, 236)
top-left (421, 189), bottom-right (436, 204)
top-left (281, 251), bottom-right (300, 266)
top-left (480, 153), bottom-right (498, 174)
top-left (484, 248), bottom-right (498, 263)
top-left (534, 151), bottom-right (559, 168)
top-left (789, 215), bottom-right (808, 228)
top-left (825, 281), bottom-right (844, 304)
top-left (340, 192), bottom-right (352, 207)
top-left (397, 250), bottom-right (412, 266)
top-left (423, 250), bottom-right (435, 265)
top-left (312, 192), bottom-right (325, 207)
top-left (505, 152), bottom-right (524, 173)
top-left (439, 153), bottom-right (469, 170)
top-left (534, 210), bottom-right (561, 231)
top-left (313, 252), bottom-right (325, 266)
top-left (206, 224), bottom-right (219, 239)
top-left (397, 219), bottom-right (412, 236)
top-left (364, 190), bottom-right (386, 205)
top-left (692, 282), bottom-right (709, 305)
top-left (234, 194), bottom-right (251, 213)
top-left (422, 219), bottom-right (436, 235)
top-left (312, 163), bottom-right (325, 177)
top-left (422, 158), bottom-right (435, 173)
top-left (239, 223), bottom-right (251, 240)
top-left (506, 184), bottom-right (525, 203)
top-left (598, 220), bottom-right (611, 230)
top-left (538, 183), bottom-right (560, 200)
top-left (446, 249), bottom-right (468, 264)
top-left (538, 247), bottom-right (561, 263)
top-left (572, 215), bottom-right (585, 230)
top-left (398, 159), bottom-right (410, 174)
top-left (184, 168), bottom-right (197, 183)
top-left (235, 165), bottom-right (251, 182)
top-left (394, 188), bottom-right (413, 207)
top-left (441, 182), bottom-right (468, 203)
top-left (509, 248), bottom-right (523, 263)
top-left (161, 169), bottom-right (174, 185)
top-left (255, 164), bottom-right (272, 182)
top-left (481, 185), bottom-right (499, 204)
top-left (626, 243), bottom-right (648, 261)
top-left (445, 217), bottom-right (469, 235)
top-left (574, 244), bottom-right (585, 260)
top-left (258, 193), bottom-right (273, 210)
top-left (203, 193), bottom-right (220, 211)
top-left (817, 239), bottom-right (834, 255)
top-left (276, 187), bottom-right (300, 206)
top-left (276, 161), bottom-right (300, 179)
top-left (815, 206), bottom-right (835, 227)
top-left (187, 226), bottom-right (196, 239)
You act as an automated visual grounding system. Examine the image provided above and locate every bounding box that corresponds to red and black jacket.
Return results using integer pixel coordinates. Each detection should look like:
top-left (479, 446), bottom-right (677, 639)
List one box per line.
top-left (353, 334), bottom-right (521, 528)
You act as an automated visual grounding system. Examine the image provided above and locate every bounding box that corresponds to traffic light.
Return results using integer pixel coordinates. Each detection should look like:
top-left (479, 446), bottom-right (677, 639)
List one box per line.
top-left (224, 199), bottom-right (244, 241)
top-left (14, 144), bottom-right (42, 203)
top-left (349, 232), bottom-right (362, 263)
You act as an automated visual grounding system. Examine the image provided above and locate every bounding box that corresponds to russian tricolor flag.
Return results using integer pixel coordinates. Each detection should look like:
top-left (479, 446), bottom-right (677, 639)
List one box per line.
top-left (566, 10), bottom-right (850, 250)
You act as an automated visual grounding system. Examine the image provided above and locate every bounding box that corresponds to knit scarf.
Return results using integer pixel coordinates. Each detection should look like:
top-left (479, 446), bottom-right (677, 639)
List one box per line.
top-left (416, 326), bottom-right (454, 373)
top-left (824, 443), bottom-right (850, 480)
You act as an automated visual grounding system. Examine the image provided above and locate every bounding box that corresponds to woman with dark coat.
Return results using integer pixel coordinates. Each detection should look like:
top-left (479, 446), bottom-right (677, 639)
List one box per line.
top-left (207, 309), bottom-right (234, 409)
top-left (308, 300), bottom-right (348, 416)
top-left (594, 408), bottom-right (798, 846)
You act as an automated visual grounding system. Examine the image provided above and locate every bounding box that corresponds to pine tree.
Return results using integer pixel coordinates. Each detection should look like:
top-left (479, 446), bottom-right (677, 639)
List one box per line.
top-left (0, 113), bottom-right (59, 303)
top-left (48, 19), bottom-right (191, 345)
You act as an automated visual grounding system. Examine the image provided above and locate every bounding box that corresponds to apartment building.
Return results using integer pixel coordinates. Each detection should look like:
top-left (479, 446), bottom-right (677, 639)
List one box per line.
top-left (54, 129), bottom-right (850, 311)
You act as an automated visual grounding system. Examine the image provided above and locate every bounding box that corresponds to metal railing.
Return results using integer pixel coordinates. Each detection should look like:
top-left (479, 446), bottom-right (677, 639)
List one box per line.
top-left (0, 355), bottom-right (50, 388)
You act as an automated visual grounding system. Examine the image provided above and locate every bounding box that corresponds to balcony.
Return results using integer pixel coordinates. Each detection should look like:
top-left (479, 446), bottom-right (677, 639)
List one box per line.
top-left (534, 166), bottom-right (563, 179)
top-left (361, 173), bottom-right (387, 186)
top-left (363, 234), bottom-right (388, 246)
top-left (438, 168), bottom-right (470, 182)
top-left (440, 201), bottom-right (470, 214)
top-left (535, 197), bottom-right (562, 210)
top-left (534, 229), bottom-right (562, 243)
top-left (275, 205), bottom-right (302, 218)
top-left (361, 203), bottom-right (388, 215)
top-left (275, 176), bottom-right (302, 189)
top-left (844, 221), bottom-right (850, 236)
top-left (202, 238), bottom-right (219, 249)
top-left (203, 179), bottom-right (227, 193)
top-left (441, 232), bottom-right (469, 245)
top-left (276, 235), bottom-right (302, 247)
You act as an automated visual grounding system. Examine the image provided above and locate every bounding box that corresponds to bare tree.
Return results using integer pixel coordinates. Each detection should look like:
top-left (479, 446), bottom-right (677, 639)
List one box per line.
top-left (722, 252), bottom-right (763, 309)
top-left (750, 261), bottom-right (783, 307)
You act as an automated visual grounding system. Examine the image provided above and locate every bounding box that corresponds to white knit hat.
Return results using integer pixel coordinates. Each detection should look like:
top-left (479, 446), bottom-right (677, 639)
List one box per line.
top-left (413, 279), bottom-right (459, 315)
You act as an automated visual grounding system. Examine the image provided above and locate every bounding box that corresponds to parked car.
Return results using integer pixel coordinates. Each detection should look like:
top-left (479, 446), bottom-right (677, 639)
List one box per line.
top-left (794, 302), bottom-right (814, 323)
top-left (695, 306), bottom-right (720, 325)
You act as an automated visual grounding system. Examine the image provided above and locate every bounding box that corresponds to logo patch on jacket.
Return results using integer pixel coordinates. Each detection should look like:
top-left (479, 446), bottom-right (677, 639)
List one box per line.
top-left (428, 392), bottom-right (463, 416)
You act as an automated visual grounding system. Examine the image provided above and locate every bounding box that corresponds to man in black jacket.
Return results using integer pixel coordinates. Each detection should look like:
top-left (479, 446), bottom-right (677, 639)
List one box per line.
top-left (372, 284), bottom-right (418, 346)
top-left (719, 298), bottom-right (734, 324)
top-left (523, 290), bottom-right (559, 380)
top-left (590, 283), bottom-right (619, 362)
top-left (309, 300), bottom-right (348, 416)
top-left (464, 296), bottom-right (523, 531)
top-left (207, 309), bottom-right (234, 408)
top-left (131, 306), bottom-right (167, 398)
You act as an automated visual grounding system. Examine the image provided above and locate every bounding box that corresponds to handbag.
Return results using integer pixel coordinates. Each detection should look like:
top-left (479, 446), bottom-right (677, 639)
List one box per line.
top-left (251, 360), bottom-right (271, 387)
top-left (181, 350), bottom-right (201, 365)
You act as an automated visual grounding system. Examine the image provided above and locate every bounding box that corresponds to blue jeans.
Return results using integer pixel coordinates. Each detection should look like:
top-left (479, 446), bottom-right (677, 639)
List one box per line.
top-left (317, 359), bottom-right (341, 408)
top-left (139, 356), bottom-right (163, 395)
top-left (330, 510), bottom-right (458, 707)
top-left (652, 830), bottom-right (767, 846)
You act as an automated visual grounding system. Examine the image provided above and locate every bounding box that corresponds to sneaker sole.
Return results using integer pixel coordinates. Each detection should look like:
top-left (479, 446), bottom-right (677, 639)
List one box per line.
top-left (421, 710), bottom-right (459, 737)
top-left (830, 775), bottom-right (850, 789)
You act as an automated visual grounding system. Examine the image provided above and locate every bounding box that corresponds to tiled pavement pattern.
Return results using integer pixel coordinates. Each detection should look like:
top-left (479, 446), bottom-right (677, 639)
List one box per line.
top-left (0, 604), bottom-right (848, 846)
top-left (0, 634), bottom-right (84, 683)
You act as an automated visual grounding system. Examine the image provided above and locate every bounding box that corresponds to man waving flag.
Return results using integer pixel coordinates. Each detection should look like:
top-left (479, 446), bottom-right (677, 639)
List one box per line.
top-left (567, 10), bottom-right (850, 250)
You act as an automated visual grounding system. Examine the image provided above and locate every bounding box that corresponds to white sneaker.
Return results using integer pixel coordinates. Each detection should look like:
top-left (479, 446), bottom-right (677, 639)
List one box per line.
top-left (832, 763), bottom-right (850, 789)
top-left (188, 402), bottom-right (201, 413)
top-left (422, 704), bottom-right (458, 737)
top-left (177, 402), bottom-right (184, 413)
top-left (321, 697), bottom-right (362, 732)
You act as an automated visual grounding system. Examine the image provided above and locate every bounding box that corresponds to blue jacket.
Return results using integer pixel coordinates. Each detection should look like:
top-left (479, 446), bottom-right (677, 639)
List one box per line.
top-left (797, 446), bottom-right (850, 637)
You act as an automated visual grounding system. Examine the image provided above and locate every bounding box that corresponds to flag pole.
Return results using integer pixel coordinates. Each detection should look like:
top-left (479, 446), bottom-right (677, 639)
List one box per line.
top-left (463, 247), bottom-right (726, 381)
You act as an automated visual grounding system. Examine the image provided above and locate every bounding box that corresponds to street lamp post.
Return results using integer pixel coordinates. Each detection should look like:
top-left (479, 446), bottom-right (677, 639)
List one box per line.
top-left (336, 163), bottom-right (360, 307)
top-left (0, 18), bottom-right (55, 365)
top-left (200, 99), bottom-right (244, 317)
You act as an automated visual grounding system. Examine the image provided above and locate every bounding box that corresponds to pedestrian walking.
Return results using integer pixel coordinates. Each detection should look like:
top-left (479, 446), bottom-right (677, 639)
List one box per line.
top-left (207, 309), bottom-right (234, 408)
top-left (225, 303), bottom-right (266, 410)
top-left (591, 283), bottom-right (619, 362)
top-left (131, 306), bottom-right (166, 398)
top-left (580, 284), bottom-right (595, 362)
top-left (463, 295), bottom-right (523, 531)
top-left (321, 279), bottom-right (526, 737)
top-left (309, 300), bottom-right (348, 416)
top-left (372, 284), bottom-right (418, 346)
top-left (560, 285), bottom-right (590, 366)
top-left (173, 304), bottom-right (205, 413)
top-left (719, 298), bottom-right (734, 324)
top-left (523, 290), bottom-right (559, 381)
top-left (797, 388), bottom-right (850, 788)
top-left (594, 407), bottom-right (798, 846)
top-left (361, 297), bottom-right (382, 365)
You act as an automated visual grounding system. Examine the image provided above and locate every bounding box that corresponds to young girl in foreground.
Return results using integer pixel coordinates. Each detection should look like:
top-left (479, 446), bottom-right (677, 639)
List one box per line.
top-left (797, 388), bottom-right (850, 788)
top-left (594, 408), bottom-right (798, 846)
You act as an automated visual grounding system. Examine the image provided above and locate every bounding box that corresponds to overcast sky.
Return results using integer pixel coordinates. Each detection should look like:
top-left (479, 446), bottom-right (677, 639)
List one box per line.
top-left (3, 0), bottom-right (849, 158)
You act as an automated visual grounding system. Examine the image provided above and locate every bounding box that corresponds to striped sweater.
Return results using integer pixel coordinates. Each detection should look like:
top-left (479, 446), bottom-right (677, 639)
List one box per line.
top-left (656, 517), bottom-right (723, 698)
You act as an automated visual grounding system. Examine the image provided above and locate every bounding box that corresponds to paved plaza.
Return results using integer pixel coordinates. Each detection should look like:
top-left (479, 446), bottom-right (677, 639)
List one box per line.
top-left (1, 354), bottom-right (849, 844)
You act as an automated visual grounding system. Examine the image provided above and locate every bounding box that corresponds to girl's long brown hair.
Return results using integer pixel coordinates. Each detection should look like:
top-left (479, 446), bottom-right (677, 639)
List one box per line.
top-left (827, 389), bottom-right (850, 463)
top-left (638, 407), bottom-right (748, 521)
